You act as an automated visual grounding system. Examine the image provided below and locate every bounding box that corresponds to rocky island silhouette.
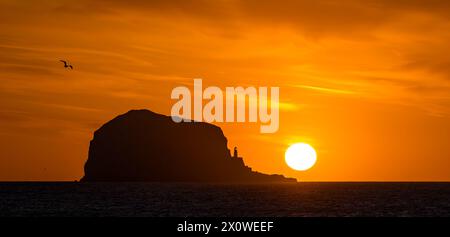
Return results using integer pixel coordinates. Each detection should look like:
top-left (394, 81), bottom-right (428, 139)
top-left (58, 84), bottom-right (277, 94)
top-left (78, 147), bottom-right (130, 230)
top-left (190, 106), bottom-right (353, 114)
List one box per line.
top-left (81, 109), bottom-right (296, 183)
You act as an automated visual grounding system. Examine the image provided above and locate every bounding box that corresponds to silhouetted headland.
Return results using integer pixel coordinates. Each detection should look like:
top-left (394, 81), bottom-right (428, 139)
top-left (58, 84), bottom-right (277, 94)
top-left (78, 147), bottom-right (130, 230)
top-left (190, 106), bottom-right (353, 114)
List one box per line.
top-left (81, 109), bottom-right (296, 183)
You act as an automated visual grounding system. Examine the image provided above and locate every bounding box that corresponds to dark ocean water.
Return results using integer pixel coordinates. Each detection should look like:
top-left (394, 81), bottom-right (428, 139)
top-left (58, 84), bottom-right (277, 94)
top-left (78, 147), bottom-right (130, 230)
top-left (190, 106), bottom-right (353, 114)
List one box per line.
top-left (0, 182), bottom-right (449, 217)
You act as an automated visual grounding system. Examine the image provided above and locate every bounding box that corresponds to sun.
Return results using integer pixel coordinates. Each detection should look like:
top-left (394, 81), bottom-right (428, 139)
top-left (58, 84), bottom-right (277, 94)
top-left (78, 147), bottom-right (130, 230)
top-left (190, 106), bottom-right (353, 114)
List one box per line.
top-left (285, 143), bottom-right (317, 171)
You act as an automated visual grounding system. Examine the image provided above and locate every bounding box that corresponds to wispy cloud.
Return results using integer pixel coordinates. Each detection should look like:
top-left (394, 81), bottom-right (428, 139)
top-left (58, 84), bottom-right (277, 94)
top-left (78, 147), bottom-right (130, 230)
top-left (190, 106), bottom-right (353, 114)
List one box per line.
top-left (291, 84), bottom-right (358, 95)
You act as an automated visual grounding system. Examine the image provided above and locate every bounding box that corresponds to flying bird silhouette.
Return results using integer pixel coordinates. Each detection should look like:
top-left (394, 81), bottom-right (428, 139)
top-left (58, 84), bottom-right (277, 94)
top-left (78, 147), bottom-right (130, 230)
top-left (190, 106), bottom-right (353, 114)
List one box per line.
top-left (60, 60), bottom-right (73, 69)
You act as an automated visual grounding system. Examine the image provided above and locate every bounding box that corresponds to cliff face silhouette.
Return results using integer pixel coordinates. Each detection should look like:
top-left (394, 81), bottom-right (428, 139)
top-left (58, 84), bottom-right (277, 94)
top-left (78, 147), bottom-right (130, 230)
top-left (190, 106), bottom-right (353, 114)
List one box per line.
top-left (81, 110), bottom-right (296, 183)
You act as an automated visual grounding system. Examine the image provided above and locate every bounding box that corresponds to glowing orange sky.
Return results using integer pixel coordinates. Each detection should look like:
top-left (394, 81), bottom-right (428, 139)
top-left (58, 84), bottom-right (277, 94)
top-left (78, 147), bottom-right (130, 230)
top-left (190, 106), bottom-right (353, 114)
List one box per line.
top-left (1, 0), bottom-right (450, 181)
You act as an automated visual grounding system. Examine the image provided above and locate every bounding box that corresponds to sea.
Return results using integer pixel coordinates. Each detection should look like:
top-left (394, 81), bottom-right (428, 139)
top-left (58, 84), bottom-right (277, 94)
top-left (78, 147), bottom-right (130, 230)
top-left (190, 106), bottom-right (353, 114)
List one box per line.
top-left (0, 182), bottom-right (449, 217)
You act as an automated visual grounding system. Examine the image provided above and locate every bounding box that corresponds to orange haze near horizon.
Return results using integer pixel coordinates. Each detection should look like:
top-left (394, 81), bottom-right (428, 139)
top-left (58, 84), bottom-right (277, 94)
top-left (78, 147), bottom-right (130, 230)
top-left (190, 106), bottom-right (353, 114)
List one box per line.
top-left (1, 0), bottom-right (450, 181)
